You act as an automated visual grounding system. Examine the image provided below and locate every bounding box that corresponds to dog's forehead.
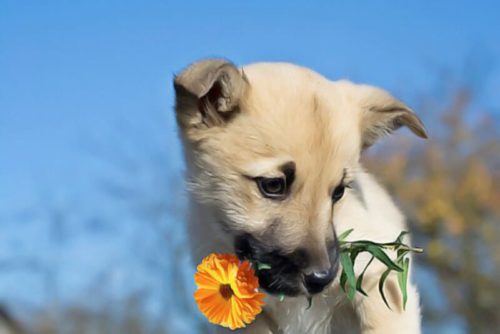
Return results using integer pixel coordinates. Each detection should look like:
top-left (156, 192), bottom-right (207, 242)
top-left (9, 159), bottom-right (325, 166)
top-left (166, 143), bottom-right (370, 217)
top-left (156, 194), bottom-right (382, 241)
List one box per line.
top-left (241, 62), bottom-right (327, 112)
top-left (215, 63), bottom-right (360, 176)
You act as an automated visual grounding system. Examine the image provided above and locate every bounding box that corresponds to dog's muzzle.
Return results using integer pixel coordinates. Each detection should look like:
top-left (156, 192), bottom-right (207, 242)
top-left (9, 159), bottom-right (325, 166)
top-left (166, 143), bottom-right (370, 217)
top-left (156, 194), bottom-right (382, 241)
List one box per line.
top-left (234, 234), bottom-right (340, 296)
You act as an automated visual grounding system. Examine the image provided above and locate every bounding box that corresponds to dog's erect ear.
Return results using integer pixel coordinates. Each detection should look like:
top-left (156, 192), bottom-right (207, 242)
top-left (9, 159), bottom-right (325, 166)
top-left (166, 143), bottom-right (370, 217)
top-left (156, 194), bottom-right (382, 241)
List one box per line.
top-left (355, 85), bottom-right (428, 149)
top-left (174, 59), bottom-right (248, 131)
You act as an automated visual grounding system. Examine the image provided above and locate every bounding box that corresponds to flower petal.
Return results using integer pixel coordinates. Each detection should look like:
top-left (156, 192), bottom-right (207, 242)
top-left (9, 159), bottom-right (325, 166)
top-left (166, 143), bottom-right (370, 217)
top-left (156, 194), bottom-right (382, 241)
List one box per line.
top-left (193, 253), bottom-right (265, 329)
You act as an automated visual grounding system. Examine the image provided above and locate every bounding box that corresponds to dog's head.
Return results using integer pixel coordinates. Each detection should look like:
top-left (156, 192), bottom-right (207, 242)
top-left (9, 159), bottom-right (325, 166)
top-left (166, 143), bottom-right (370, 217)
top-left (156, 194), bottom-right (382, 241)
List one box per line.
top-left (174, 59), bottom-right (427, 296)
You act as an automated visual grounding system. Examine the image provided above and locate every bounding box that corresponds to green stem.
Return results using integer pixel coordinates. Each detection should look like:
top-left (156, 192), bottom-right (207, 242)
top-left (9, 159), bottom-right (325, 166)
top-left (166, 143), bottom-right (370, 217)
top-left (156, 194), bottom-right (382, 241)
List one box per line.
top-left (340, 242), bottom-right (423, 254)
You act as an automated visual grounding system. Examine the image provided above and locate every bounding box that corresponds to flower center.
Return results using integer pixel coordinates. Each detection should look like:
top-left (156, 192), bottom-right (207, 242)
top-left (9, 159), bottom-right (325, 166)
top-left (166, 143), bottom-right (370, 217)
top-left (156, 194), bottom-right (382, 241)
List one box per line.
top-left (219, 284), bottom-right (233, 300)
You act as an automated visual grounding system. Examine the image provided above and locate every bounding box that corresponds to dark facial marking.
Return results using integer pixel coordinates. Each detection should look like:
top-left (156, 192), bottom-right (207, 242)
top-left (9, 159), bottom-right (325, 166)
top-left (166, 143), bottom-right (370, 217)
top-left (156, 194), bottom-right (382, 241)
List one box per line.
top-left (234, 234), bottom-right (303, 296)
top-left (234, 232), bottom-right (340, 296)
top-left (281, 161), bottom-right (296, 189)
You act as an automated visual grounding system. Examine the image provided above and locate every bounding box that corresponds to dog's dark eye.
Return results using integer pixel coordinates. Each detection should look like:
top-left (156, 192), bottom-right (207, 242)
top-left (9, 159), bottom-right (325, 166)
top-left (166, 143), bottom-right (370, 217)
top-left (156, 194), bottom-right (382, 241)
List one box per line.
top-left (332, 184), bottom-right (345, 203)
top-left (256, 177), bottom-right (286, 199)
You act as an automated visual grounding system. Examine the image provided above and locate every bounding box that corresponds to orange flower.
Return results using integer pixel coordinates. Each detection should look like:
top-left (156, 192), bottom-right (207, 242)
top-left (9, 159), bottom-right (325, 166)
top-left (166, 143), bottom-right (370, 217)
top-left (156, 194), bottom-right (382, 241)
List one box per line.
top-left (194, 253), bottom-right (266, 330)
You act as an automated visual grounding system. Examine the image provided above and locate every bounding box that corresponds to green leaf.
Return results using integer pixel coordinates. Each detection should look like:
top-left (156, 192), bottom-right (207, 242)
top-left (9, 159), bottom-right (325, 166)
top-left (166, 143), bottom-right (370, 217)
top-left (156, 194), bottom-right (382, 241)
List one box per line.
top-left (336, 230), bottom-right (422, 311)
top-left (257, 263), bottom-right (272, 271)
top-left (396, 249), bottom-right (408, 262)
top-left (378, 268), bottom-right (393, 310)
top-left (367, 245), bottom-right (403, 272)
top-left (348, 240), bottom-right (378, 248)
top-left (340, 252), bottom-right (356, 301)
top-left (338, 228), bottom-right (354, 242)
top-left (350, 248), bottom-right (362, 264)
top-left (397, 258), bottom-right (410, 310)
top-left (340, 271), bottom-right (347, 292)
top-left (356, 256), bottom-right (374, 297)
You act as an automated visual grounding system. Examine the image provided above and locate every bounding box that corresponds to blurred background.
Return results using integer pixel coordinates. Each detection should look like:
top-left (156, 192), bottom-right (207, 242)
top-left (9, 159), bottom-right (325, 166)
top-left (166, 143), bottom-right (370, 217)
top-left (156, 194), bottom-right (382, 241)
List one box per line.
top-left (1, 1), bottom-right (499, 333)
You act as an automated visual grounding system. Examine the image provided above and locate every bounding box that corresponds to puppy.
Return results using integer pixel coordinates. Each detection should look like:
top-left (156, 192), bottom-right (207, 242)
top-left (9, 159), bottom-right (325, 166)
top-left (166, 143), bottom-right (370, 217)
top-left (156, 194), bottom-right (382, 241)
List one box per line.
top-left (173, 59), bottom-right (426, 334)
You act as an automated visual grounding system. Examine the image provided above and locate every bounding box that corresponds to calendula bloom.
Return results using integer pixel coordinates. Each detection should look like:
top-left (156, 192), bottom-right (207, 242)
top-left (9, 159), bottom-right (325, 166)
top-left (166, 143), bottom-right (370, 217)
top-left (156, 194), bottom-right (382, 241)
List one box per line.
top-left (194, 253), bottom-right (266, 330)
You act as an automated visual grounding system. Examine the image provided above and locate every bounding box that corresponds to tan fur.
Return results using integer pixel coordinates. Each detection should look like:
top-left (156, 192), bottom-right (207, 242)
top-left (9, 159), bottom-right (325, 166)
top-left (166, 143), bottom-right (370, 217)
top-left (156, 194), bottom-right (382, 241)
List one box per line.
top-left (174, 59), bottom-right (425, 333)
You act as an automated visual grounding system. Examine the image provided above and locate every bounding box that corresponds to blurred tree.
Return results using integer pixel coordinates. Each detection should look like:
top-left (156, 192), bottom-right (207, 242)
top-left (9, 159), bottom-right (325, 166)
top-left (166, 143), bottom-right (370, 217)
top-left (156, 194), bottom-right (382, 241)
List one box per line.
top-left (31, 295), bottom-right (171, 334)
top-left (87, 112), bottom-right (210, 333)
top-left (0, 305), bottom-right (23, 334)
top-left (364, 81), bottom-right (500, 333)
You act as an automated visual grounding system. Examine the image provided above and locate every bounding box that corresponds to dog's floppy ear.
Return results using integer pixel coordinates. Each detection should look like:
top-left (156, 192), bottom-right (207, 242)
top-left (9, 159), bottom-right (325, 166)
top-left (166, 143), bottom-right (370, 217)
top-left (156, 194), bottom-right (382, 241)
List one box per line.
top-left (174, 59), bottom-right (248, 132)
top-left (355, 85), bottom-right (428, 149)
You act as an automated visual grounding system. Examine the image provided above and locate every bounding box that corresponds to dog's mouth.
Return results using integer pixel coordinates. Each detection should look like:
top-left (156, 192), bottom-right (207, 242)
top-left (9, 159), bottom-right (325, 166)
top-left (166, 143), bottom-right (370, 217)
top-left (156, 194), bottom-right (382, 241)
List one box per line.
top-left (254, 265), bottom-right (307, 297)
top-left (234, 234), bottom-right (338, 296)
top-left (234, 234), bottom-right (304, 296)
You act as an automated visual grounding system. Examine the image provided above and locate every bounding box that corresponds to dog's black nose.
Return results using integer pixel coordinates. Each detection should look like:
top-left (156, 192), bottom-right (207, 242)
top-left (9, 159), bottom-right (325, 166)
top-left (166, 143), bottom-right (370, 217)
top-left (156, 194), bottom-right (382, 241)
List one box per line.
top-left (304, 268), bottom-right (335, 294)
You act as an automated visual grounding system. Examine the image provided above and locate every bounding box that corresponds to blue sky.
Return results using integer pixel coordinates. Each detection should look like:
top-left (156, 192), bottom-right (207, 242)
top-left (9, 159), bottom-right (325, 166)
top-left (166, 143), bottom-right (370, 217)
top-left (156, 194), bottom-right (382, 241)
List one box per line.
top-left (1, 0), bottom-right (499, 208)
top-left (0, 0), bottom-right (499, 332)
